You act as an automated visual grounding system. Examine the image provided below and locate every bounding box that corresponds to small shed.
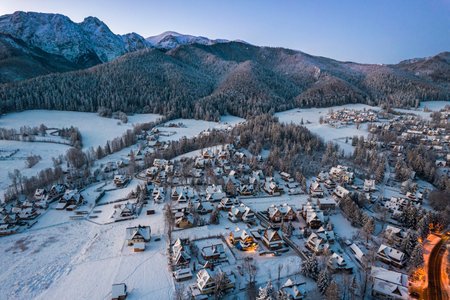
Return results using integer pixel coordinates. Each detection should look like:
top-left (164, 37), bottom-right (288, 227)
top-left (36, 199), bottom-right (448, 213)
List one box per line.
top-left (112, 283), bottom-right (127, 300)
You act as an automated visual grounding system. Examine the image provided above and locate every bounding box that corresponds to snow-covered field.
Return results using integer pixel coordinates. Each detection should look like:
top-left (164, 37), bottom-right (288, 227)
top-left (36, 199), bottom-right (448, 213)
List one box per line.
top-left (275, 104), bottom-right (378, 154)
top-left (0, 110), bottom-right (162, 150)
top-left (0, 192), bottom-right (172, 300)
top-left (419, 100), bottom-right (450, 111)
top-left (0, 113), bottom-right (250, 300)
top-left (392, 100), bottom-right (449, 119)
top-left (157, 116), bottom-right (245, 143)
top-left (0, 110), bottom-right (161, 197)
top-left (0, 112), bottom-right (244, 199)
top-left (275, 101), bottom-right (448, 154)
top-left (0, 140), bottom-right (69, 198)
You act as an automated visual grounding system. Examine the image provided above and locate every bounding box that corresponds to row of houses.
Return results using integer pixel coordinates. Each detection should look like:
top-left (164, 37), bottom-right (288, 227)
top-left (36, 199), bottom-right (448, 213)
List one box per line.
top-left (326, 108), bottom-right (378, 127)
top-left (55, 189), bottom-right (84, 210)
top-left (377, 113), bottom-right (450, 177)
top-left (301, 202), bottom-right (324, 229)
top-left (304, 226), bottom-right (336, 254)
top-left (383, 197), bottom-right (420, 218)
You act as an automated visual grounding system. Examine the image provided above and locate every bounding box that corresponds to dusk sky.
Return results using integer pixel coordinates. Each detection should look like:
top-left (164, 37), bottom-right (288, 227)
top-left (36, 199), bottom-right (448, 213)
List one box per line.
top-left (1, 0), bottom-right (449, 64)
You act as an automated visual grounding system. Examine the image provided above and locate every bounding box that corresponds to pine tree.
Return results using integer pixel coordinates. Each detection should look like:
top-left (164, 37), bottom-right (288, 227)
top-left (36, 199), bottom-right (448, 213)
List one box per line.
top-left (409, 243), bottom-right (424, 271)
top-left (276, 290), bottom-right (290, 300)
top-left (401, 231), bottom-right (418, 255)
top-left (362, 217), bottom-right (375, 243)
top-left (317, 269), bottom-right (330, 294)
top-left (325, 281), bottom-right (340, 300)
top-left (375, 162), bottom-right (385, 184)
top-left (301, 253), bottom-right (319, 280)
top-left (257, 280), bottom-right (274, 300)
top-left (417, 213), bottom-right (430, 239)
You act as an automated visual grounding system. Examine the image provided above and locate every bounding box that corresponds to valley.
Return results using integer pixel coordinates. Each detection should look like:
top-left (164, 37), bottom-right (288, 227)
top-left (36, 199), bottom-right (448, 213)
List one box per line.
top-left (0, 7), bottom-right (449, 300)
top-left (0, 101), bottom-right (449, 300)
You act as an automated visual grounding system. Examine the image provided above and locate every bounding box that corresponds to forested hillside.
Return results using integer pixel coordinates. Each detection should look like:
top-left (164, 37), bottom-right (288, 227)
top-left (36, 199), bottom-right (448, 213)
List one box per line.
top-left (1, 43), bottom-right (448, 120)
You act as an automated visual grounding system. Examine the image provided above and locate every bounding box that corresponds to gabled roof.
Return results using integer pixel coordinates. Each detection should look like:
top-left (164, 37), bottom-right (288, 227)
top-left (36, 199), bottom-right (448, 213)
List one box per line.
top-left (264, 228), bottom-right (282, 242)
top-left (62, 189), bottom-right (82, 202)
top-left (281, 278), bottom-right (306, 299)
top-left (329, 252), bottom-right (346, 266)
top-left (310, 181), bottom-right (322, 191)
top-left (371, 266), bottom-right (408, 287)
top-left (377, 244), bottom-right (405, 262)
top-left (174, 249), bottom-right (191, 264)
top-left (126, 225), bottom-right (151, 241)
top-left (350, 243), bottom-right (365, 259)
top-left (201, 244), bottom-right (224, 257)
top-left (372, 278), bottom-right (409, 299)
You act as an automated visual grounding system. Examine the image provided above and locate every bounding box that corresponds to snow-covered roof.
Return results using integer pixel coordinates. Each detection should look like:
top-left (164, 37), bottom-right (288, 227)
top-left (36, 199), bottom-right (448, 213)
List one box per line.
top-left (281, 278), bottom-right (306, 299)
top-left (377, 244), bottom-right (405, 262)
top-left (112, 283), bottom-right (126, 298)
top-left (264, 228), bottom-right (282, 242)
top-left (62, 189), bottom-right (82, 202)
top-left (329, 252), bottom-right (347, 268)
top-left (125, 225), bottom-right (151, 241)
top-left (201, 244), bottom-right (224, 257)
top-left (371, 266), bottom-right (408, 287)
top-left (349, 243), bottom-right (365, 259)
top-left (318, 198), bottom-right (336, 205)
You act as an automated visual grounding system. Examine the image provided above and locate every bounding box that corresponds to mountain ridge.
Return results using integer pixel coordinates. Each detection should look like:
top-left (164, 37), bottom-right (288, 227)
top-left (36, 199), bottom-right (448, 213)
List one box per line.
top-left (0, 11), bottom-right (448, 120)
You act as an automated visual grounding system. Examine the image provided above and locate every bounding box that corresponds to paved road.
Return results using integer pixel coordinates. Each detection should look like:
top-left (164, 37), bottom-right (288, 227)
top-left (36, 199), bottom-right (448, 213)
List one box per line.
top-left (428, 238), bottom-right (449, 300)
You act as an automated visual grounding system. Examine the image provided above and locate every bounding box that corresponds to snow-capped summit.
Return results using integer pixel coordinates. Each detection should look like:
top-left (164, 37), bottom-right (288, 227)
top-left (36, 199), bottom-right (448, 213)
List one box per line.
top-left (146, 31), bottom-right (229, 49)
top-left (0, 11), bottom-right (239, 67)
top-left (0, 11), bottom-right (144, 65)
top-left (78, 16), bottom-right (126, 62)
top-left (0, 11), bottom-right (98, 65)
top-left (121, 32), bottom-right (152, 52)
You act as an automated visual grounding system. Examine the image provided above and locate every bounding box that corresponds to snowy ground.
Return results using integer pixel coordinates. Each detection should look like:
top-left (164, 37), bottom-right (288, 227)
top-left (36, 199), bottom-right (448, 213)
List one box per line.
top-left (275, 101), bottom-right (449, 154)
top-left (0, 140), bottom-right (69, 198)
top-left (0, 113), bottom-right (244, 200)
top-left (0, 110), bottom-right (162, 150)
top-left (240, 194), bottom-right (309, 212)
top-left (0, 188), bottom-right (173, 300)
top-left (392, 100), bottom-right (449, 119)
top-left (419, 101), bottom-right (450, 112)
top-left (275, 104), bottom-right (378, 155)
top-left (157, 116), bottom-right (245, 143)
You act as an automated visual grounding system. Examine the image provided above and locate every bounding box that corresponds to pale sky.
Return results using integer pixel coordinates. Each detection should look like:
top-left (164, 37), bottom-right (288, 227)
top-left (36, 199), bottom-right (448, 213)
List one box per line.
top-left (0, 0), bottom-right (449, 63)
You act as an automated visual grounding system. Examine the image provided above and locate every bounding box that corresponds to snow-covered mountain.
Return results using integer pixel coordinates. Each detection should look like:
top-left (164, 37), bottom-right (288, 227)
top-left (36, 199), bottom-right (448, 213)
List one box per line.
top-left (0, 12), bottom-right (237, 66)
top-left (0, 12), bottom-right (154, 66)
top-left (146, 31), bottom-right (229, 49)
top-left (121, 32), bottom-right (152, 52)
top-left (0, 11), bottom-right (102, 66)
top-left (78, 16), bottom-right (127, 62)
top-left (0, 33), bottom-right (78, 83)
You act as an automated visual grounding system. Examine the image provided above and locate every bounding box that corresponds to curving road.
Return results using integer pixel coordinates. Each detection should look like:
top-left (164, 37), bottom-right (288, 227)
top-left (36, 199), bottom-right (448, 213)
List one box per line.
top-left (428, 239), bottom-right (449, 300)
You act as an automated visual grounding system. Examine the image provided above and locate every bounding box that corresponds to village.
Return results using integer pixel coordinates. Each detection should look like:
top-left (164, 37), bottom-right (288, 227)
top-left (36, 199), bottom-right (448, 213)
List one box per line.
top-left (0, 103), bottom-right (449, 300)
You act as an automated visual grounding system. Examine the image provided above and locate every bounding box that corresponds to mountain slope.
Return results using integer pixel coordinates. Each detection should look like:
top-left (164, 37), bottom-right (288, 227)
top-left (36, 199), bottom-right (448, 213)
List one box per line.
top-left (1, 42), bottom-right (448, 120)
top-left (0, 33), bottom-right (78, 83)
top-left (78, 16), bottom-right (127, 62)
top-left (0, 11), bottom-right (102, 67)
top-left (395, 52), bottom-right (450, 84)
top-left (146, 31), bottom-right (228, 49)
